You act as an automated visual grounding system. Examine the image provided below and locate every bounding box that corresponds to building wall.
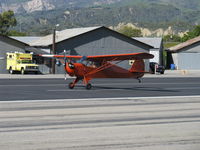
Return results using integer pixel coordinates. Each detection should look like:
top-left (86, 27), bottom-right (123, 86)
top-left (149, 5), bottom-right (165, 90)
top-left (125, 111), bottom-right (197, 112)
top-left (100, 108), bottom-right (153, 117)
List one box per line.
top-left (179, 42), bottom-right (200, 53)
top-left (177, 53), bottom-right (200, 70)
top-left (171, 53), bottom-right (178, 69)
top-left (150, 49), bottom-right (159, 63)
top-left (0, 36), bottom-right (26, 74)
top-left (170, 42), bottom-right (200, 70)
top-left (54, 28), bottom-right (151, 74)
top-left (159, 40), bottom-right (164, 65)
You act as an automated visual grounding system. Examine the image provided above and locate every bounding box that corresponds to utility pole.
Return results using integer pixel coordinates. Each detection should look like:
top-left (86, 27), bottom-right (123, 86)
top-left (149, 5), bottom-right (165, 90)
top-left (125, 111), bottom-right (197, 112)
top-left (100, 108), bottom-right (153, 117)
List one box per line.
top-left (51, 24), bottom-right (59, 74)
top-left (51, 28), bottom-right (56, 74)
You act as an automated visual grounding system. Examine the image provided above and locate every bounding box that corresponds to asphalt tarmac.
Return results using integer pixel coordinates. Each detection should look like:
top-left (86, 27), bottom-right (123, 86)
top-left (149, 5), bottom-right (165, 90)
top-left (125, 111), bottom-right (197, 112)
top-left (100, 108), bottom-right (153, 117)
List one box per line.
top-left (0, 77), bottom-right (200, 101)
top-left (0, 77), bottom-right (200, 150)
top-left (0, 96), bottom-right (200, 150)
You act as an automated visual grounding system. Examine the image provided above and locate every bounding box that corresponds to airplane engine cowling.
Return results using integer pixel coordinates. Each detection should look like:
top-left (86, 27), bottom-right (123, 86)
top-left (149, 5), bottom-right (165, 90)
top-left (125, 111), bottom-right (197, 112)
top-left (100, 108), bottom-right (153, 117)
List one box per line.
top-left (66, 63), bottom-right (75, 76)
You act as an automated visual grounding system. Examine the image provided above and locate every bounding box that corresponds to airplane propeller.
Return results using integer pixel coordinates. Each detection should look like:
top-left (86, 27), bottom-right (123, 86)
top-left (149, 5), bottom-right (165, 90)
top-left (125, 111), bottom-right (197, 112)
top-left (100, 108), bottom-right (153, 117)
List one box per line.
top-left (61, 51), bottom-right (88, 80)
top-left (63, 50), bottom-right (68, 80)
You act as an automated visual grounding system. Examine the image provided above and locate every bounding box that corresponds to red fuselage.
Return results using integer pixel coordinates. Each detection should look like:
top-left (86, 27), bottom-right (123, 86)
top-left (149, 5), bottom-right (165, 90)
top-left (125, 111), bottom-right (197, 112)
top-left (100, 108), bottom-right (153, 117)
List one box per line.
top-left (65, 62), bottom-right (144, 79)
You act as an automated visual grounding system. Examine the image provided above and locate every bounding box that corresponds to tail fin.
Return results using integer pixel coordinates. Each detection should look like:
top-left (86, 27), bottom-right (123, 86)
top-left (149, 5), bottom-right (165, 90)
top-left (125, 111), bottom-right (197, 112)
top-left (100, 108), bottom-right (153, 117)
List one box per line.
top-left (129, 59), bottom-right (145, 72)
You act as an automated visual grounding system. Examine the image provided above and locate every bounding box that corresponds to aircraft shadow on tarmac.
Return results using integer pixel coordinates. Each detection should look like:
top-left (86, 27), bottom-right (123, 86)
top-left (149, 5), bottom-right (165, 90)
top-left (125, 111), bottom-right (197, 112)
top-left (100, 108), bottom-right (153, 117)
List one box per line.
top-left (85, 86), bottom-right (178, 93)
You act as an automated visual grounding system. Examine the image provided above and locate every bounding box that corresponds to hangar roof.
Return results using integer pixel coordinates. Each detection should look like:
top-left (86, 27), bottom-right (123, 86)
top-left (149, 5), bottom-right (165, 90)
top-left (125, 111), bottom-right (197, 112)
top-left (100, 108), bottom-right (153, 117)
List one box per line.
top-left (11, 36), bottom-right (41, 45)
top-left (29, 26), bottom-right (153, 49)
top-left (1, 34), bottom-right (28, 46)
top-left (133, 37), bottom-right (162, 49)
top-left (30, 26), bottom-right (101, 47)
top-left (169, 36), bottom-right (200, 52)
top-left (0, 35), bottom-right (46, 54)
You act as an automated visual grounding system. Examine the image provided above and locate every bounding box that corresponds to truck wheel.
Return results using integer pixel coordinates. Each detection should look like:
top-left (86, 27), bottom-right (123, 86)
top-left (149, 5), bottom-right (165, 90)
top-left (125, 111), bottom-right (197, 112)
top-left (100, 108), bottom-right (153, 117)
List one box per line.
top-left (9, 68), bottom-right (14, 74)
top-left (21, 68), bottom-right (25, 75)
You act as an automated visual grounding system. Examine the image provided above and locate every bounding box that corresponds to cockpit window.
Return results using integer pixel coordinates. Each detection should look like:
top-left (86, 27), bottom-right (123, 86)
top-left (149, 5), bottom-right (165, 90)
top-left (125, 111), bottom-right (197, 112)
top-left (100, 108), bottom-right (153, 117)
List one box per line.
top-left (68, 63), bottom-right (75, 69)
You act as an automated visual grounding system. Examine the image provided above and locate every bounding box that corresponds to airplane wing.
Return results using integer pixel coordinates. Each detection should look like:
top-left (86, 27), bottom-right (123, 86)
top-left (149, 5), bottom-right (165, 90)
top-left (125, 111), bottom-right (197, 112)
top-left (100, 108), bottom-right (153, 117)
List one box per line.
top-left (39, 54), bottom-right (82, 59)
top-left (39, 52), bottom-right (154, 62)
top-left (86, 52), bottom-right (154, 62)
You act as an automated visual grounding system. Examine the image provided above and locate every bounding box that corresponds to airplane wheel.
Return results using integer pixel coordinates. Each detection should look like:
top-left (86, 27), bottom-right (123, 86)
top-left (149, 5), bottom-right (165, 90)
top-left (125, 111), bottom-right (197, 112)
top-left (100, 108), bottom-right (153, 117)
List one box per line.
top-left (68, 82), bottom-right (74, 89)
top-left (86, 83), bottom-right (92, 90)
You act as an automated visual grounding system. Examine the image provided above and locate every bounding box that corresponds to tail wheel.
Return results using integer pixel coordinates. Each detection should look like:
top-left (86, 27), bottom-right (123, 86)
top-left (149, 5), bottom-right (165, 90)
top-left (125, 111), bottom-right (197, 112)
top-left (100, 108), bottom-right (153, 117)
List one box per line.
top-left (137, 78), bottom-right (141, 83)
top-left (21, 68), bottom-right (25, 75)
top-left (86, 83), bottom-right (92, 90)
top-left (68, 82), bottom-right (74, 89)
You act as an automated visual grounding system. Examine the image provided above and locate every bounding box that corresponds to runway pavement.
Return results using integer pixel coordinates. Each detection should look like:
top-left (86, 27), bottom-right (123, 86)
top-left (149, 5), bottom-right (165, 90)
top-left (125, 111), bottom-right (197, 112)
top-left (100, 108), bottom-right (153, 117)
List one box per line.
top-left (0, 77), bottom-right (200, 101)
top-left (0, 96), bottom-right (200, 150)
top-left (0, 71), bottom-right (200, 149)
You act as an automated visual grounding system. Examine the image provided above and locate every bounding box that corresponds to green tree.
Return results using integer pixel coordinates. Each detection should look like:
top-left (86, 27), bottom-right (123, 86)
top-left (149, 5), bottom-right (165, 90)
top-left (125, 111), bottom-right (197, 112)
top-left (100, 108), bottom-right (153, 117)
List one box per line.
top-left (181, 25), bottom-right (200, 42)
top-left (163, 34), bottom-right (181, 42)
top-left (117, 26), bottom-right (142, 37)
top-left (7, 30), bottom-right (26, 36)
top-left (0, 10), bottom-right (17, 35)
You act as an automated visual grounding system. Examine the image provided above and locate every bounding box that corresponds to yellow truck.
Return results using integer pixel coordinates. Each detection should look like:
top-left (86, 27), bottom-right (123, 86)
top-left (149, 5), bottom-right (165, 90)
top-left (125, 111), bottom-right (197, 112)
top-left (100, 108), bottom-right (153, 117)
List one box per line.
top-left (6, 52), bottom-right (39, 74)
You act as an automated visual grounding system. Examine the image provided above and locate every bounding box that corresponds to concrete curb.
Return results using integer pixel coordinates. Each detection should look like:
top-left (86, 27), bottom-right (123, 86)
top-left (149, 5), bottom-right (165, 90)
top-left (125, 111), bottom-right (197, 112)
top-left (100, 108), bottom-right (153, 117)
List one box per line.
top-left (145, 70), bottom-right (200, 78)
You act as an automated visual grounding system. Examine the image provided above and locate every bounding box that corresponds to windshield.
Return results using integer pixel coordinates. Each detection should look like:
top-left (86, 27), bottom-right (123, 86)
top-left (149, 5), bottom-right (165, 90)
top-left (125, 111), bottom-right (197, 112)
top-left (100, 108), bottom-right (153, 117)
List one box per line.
top-left (17, 60), bottom-right (33, 64)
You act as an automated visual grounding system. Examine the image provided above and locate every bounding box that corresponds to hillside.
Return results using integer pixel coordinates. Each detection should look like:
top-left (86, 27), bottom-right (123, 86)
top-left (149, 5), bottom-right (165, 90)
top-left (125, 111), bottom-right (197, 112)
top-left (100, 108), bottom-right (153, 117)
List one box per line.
top-left (0, 0), bottom-right (124, 13)
top-left (112, 0), bottom-right (200, 11)
top-left (1, 0), bottom-right (200, 35)
top-left (1, 0), bottom-right (200, 13)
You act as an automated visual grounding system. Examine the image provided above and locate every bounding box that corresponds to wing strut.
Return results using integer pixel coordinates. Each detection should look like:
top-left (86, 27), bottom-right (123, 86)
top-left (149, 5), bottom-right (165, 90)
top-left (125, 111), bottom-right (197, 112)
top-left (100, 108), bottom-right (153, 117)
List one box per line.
top-left (85, 58), bottom-right (123, 77)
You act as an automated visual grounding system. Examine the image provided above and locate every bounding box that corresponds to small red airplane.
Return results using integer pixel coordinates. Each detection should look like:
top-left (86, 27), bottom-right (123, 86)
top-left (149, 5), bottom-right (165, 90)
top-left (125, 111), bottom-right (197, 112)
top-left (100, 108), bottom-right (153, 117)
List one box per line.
top-left (40, 52), bottom-right (154, 89)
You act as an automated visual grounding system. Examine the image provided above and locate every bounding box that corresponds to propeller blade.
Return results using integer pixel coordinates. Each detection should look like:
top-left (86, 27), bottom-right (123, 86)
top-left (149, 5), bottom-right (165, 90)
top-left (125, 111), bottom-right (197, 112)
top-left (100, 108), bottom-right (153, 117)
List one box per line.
top-left (63, 50), bottom-right (68, 80)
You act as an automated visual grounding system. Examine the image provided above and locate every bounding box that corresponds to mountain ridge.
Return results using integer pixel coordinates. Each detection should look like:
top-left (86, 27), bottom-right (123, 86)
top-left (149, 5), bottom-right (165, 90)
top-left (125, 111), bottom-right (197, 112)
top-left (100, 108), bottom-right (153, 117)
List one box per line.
top-left (1, 0), bottom-right (200, 13)
top-left (1, 0), bottom-right (200, 36)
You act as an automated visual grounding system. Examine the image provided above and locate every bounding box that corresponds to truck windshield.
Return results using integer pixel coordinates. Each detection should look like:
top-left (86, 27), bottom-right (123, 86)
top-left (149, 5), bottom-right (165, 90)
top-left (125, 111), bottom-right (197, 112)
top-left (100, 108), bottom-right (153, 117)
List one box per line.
top-left (17, 60), bottom-right (33, 64)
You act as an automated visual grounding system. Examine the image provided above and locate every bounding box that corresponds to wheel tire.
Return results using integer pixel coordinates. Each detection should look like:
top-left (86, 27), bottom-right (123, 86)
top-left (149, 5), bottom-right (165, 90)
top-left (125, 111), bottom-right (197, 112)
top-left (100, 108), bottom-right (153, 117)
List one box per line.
top-left (9, 68), bottom-right (14, 74)
top-left (68, 82), bottom-right (74, 89)
top-left (86, 83), bottom-right (92, 90)
top-left (21, 68), bottom-right (25, 75)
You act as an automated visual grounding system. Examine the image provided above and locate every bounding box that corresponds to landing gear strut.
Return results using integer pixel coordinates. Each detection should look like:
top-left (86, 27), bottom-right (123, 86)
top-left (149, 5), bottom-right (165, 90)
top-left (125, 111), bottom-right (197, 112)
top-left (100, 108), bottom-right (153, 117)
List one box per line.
top-left (137, 78), bottom-right (141, 83)
top-left (68, 77), bottom-right (92, 90)
top-left (68, 77), bottom-right (80, 89)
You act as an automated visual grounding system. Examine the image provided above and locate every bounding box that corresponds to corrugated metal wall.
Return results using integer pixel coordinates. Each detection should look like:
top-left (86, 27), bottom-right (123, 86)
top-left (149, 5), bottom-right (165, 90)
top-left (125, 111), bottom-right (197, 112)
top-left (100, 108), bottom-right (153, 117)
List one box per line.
top-left (177, 53), bottom-right (200, 70)
top-left (0, 37), bottom-right (26, 74)
top-left (150, 49), bottom-right (159, 63)
top-left (170, 42), bottom-right (200, 70)
top-left (179, 42), bottom-right (200, 53)
top-left (55, 28), bottom-right (151, 74)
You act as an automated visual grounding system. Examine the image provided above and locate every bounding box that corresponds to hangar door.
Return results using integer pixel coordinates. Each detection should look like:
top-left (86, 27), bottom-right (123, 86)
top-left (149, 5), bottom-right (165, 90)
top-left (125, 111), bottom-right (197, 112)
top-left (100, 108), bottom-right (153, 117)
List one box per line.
top-left (178, 53), bottom-right (200, 70)
top-left (150, 50), bottom-right (159, 63)
top-left (0, 54), bottom-right (7, 74)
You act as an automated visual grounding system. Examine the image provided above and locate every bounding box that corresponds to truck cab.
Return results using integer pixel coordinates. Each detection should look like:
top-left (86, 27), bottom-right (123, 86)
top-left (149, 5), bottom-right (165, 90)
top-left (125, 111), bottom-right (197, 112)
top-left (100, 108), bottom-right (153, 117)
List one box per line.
top-left (6, 52), bottom-right (39, 74)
